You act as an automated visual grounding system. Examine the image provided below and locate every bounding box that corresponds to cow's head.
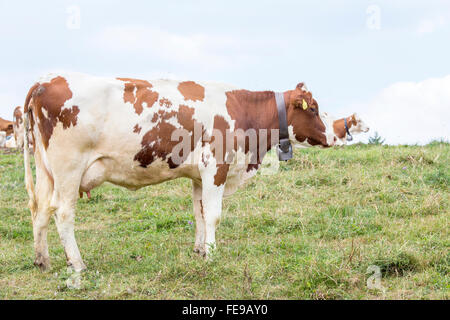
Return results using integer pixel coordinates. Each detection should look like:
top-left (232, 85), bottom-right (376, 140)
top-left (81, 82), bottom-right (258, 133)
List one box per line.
top-left (14, 106), bottom-right (23, 125)
top-left (4, 124), bottom-right (14, 136)
top-left (331, 113), bottom-right (370, 143)
top-left (287, 83), bottom-right (337, 147)
top-left (347, 113), bottom-right (369, 134)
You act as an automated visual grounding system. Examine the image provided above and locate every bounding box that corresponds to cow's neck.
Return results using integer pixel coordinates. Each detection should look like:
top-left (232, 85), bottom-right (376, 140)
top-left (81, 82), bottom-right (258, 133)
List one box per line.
top-left (225, 89), bottom-right (292, 168)
top-left (226, 89), bottom-right (291, 141)
top-left (333, 117), bottom-right (353, 139)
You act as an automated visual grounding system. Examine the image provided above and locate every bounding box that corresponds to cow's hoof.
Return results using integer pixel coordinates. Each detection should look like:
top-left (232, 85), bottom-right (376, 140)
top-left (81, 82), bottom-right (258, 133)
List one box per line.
top-left (67, 261), bottom-right (87, 273)
top-left (76, 264), bottom-right (87, 272)
top-left (34, 257), bottom-right (51, 271)
top-left (193, 247), bottom-right (206, 257)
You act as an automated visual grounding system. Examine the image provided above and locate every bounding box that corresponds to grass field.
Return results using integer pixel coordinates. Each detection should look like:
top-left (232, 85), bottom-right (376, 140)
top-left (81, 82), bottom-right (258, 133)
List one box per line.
top-left (0, 143), bottom-right (448, 299)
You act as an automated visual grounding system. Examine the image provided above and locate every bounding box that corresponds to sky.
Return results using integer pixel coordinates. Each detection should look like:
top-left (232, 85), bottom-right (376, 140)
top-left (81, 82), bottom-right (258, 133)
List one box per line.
top-left (0, 0), bottom-right (449, 144)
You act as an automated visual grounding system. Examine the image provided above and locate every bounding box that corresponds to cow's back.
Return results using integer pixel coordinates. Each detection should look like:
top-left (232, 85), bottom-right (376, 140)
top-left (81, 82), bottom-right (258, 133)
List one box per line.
top-left (30, 72), bottom-right (241, 189)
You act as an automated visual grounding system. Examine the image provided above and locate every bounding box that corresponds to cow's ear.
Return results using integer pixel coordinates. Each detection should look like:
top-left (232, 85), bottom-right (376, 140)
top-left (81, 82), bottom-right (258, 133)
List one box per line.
top-left (292, 98), bottom-right (309, 109)
top-left (291, 83), bottom-right (311, 108)
top-left (291, 83), bottom-right (305, 108)
top-left (291, 93), bottom-right (302, 108)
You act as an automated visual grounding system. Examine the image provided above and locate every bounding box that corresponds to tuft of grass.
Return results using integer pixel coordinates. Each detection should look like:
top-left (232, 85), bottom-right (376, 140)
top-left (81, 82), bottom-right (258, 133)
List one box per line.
top-left (424, 166), bottom-right (449, 190)
top-left (0, 143), bottom-right (448, 300)
top-left (371, 252), bottom-right (420, 277)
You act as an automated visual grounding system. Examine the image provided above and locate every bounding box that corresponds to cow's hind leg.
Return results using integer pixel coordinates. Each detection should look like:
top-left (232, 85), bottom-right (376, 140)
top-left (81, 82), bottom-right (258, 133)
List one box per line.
top-left (32, 208), bottom-right (53, 270)
top-left (53, 196), bottom-right (86, 272)
top-left (32, 151), bottom-right (54, 270)
top-left (33, 209), bottom-right (52, 270)
top-left (51, 166), bottom-right (87, 272)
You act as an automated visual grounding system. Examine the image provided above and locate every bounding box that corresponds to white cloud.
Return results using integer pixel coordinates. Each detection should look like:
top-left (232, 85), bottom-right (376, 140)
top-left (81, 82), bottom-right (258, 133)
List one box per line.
top-left (0, 92), bottom-right (20, 120)
top-left (416, 15), bottom-right (448, 35)
top-left (341, 75), bottom-right (450, 145)
top-left (89, 26), bottom-right (256, 71)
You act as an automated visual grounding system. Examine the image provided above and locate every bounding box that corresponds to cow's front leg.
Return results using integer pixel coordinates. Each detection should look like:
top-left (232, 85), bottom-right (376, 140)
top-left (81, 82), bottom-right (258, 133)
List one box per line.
top-left (200, 164), bottom-right (228, 259)
top-left (192, 181), bottom-right (205, 255)
top-left (202, 187), bottom-right (224, 258)
top-left (193, 199), bottom-right (206, 255)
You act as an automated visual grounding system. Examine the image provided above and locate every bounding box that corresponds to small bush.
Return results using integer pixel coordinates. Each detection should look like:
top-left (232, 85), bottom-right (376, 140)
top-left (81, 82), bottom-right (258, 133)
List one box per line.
top-left (368, 132), bottom-right (385, 145)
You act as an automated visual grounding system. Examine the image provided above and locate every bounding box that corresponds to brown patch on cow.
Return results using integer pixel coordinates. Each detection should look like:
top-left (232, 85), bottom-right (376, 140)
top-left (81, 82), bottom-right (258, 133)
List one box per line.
top-left (333, 118), bottom-right (346, 139)
top-left (29, 76), bottom-right (79, 149)
top-left (59, 105), bottom-right (79, 129)
top-left (200, 200), bottom-right (204, 219)
top-left (178, 104), bottom-right (200, 150)
top-left (333, 115), bottom-right (357, 139)
top-left (117, 78), bottom-right (159, 115)
top-left (159, 98), bottom-right (173, 108)
top-left (213, 163), bottom-right (230, 186)
top-left (209, 115), bottom-right (233, 186)
top-left (134, 104), bottom-right (204, 169)
top-left (133, 124), bottom-right (142, 134)
top-left (151, 113), bottom-right (159, 123)
top-left (23, 83), bottom-right (40, 148)
top-left (246, 163), bottom-right (260, 172)
top-left (122, 83), bottom-right (136, 104)
top-left (134, 121), bottom-right (179, 168)
top-left (224, 90), bottom-right (279, 174)
top-left (178, 81), bottom-right (205, 102)
top-left (333, 119), bottom-right (344, 139)
top-left (202, 153), bottom-right (209, 167)
top-left (211, 114), bottom-right (230, 159)
top-left (0, 117), bottom-right (14, 135)
top-left (151, 109), bottom-right (177, 124)
top-left (350, 114), bottom-right (358, 126)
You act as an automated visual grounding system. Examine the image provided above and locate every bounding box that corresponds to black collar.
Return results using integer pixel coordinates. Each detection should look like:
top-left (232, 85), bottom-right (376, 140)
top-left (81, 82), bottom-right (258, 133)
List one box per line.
top-left (344, 118), bottom-right (353, 141)
top-left (275, 92), bottom-right (293, 161)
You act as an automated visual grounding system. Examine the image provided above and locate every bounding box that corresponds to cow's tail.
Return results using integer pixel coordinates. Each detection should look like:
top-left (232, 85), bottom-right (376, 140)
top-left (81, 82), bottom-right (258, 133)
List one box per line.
top-left (23, 84), bottom-right (38, 214)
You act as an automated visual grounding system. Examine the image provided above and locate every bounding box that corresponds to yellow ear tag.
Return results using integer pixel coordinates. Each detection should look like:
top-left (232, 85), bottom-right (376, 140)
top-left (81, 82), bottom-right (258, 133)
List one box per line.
top-left (302, 99), bottom-right (308, 110)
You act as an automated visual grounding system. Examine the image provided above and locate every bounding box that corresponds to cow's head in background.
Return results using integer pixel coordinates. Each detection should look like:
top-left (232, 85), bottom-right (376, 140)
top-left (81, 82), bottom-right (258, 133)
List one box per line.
top-left (0, 131), bottom-right (6, 147)
top-left (0, 117), bottom-right (14, 136)
top-left (287, 83), bottom-right (337, 148)
top-left (348, 113), bottom-right (369, 134)
top-left (332, 113), bottom-right (370, 143)
top-left (13, 106), bottom-right (24, 149)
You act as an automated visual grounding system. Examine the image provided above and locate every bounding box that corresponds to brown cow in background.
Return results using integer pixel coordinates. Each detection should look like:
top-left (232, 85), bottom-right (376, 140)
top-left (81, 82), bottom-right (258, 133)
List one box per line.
top-left (13, 106), bottom-right (25, 149)
top-left (0, 117), bottom-right (14, 135)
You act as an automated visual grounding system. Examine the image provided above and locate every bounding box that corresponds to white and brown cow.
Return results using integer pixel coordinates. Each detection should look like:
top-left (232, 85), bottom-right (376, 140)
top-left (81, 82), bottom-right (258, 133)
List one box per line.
top-left (0, 131), bottom-right (6, 147)
top-left (332, 113), bottom-right (369, 143)
top-left (23, 72), bottom-right (337, 271)
top-left (13, 106), bottom-right (25, 149)
top-left (13, 105), bottom-right (34, 150)
top-left (5, 135), bottom-right (17, 148)
top-left (0, 116), bottom-right (14, 136)
top-left (0, 117), bottom-right (14, 147)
